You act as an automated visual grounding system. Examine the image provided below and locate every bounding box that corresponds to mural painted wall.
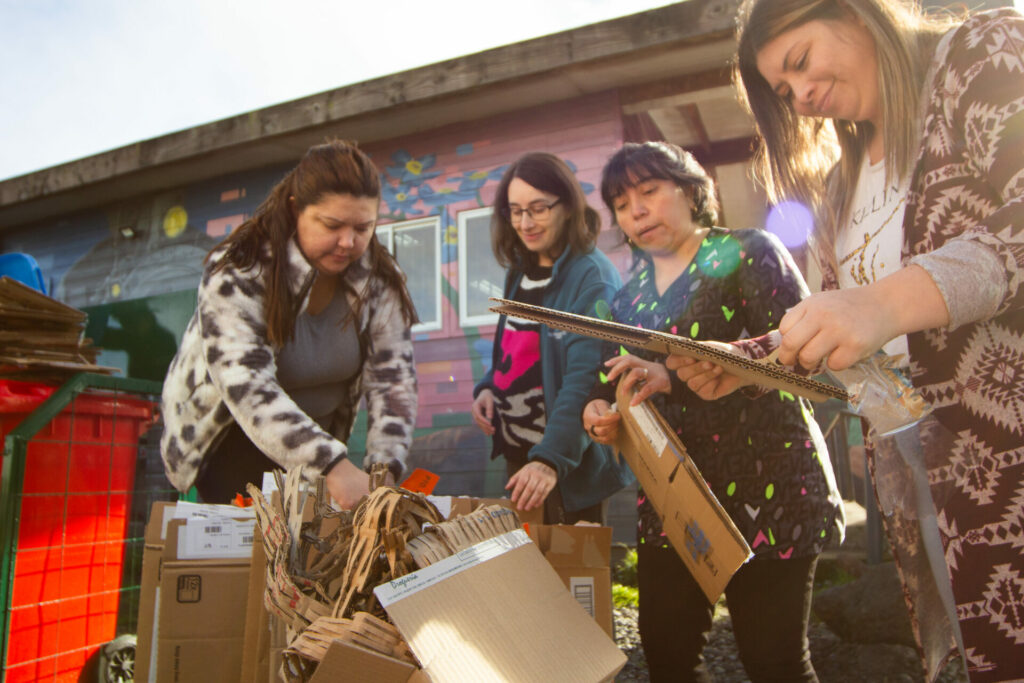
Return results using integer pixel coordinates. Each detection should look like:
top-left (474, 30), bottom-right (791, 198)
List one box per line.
top-left (0, 91), bottom-right (631, 500)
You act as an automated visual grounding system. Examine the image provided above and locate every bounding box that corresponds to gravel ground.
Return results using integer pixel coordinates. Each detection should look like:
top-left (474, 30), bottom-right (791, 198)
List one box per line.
top-left (612, 605), bottom-right (969, 683)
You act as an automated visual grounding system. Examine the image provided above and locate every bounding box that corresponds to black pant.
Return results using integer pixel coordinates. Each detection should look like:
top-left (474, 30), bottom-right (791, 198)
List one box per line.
top-left (194, 422), bottom-right (282, 504)
top-left (638, 542), bottom-right (819, 683)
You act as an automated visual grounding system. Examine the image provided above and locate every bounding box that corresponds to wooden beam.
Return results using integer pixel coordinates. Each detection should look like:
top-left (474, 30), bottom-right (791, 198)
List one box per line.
top-left (684, 136), bottom-right (757, 168)
top-left (623, 112), bottom-right (666, 143)
top-left (679, 104), bottom-right (712, 156)
top-left (619, 67), bottom-right (733, 109)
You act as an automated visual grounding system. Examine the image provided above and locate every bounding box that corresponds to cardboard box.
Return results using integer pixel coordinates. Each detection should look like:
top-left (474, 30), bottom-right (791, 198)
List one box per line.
top-left (309, 640), bottom-right (420, 683)
top-left (239, 525), bottom-right (269, 683)
top-left (135, 501), bottom-right (177, 683)
top-left (374, 529), bottom-right (625, 682)
top-left (528, 524), bottom-right (614, 637)
top-left (615, 382), bottom-right (753, 603)
top-left (431, 494), bottom-right (543, 526)
top-left (134, 502), bottom-right (256, 682)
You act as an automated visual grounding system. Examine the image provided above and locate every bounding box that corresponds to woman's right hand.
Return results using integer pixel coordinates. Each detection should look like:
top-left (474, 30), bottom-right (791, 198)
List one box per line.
top-left (324, 458), bottom-right (370, 510)
top-left (471, 389), bottom-right (496, 436)
top-left (582, 399), bottom-right (621, 445)
top-left (666, 341), bottom-right (751, 401)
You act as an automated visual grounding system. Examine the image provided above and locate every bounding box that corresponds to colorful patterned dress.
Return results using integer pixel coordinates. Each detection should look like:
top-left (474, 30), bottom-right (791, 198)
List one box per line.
top-left (592, 227), bottom-right (846, 559)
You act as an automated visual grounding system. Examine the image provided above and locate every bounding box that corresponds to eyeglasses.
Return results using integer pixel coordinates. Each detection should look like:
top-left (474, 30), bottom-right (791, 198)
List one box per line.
top-left (506, 198), bottom-right (560, 225)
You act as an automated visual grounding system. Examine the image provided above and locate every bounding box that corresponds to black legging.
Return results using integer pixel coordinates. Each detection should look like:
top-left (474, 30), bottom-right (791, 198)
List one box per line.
top-left (194, 422), bottom-right (282, 503)
top-left (638, 542), bottom-right (819, 683)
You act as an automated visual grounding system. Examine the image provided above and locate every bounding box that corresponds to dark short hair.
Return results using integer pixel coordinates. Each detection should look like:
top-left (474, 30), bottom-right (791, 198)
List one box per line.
top-left (490, 152), bottom-right (600, 269)
top-left (600, 142), bottom-right (719, 228)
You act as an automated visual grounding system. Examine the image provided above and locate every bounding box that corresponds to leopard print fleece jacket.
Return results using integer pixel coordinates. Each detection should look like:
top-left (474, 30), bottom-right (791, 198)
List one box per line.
top-left (160, 237), bottom-right (417, 492)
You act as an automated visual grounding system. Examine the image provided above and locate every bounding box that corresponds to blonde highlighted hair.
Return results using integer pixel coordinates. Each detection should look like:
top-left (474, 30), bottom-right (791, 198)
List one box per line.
top-left (734, 0), bottom-right (959, 274)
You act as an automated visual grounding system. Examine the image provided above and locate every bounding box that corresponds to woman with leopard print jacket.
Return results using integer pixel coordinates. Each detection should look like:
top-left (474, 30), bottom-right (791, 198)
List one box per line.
top-left (160, 140), bottom-right (418, 509)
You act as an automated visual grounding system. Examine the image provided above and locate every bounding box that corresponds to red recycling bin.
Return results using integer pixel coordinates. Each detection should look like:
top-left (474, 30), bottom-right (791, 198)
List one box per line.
top-left (0, 379), bottom-right (157, 682)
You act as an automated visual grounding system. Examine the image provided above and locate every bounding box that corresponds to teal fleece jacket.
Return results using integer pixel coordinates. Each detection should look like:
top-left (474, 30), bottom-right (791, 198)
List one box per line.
top-left (474, 246), bottom-right (634, 512)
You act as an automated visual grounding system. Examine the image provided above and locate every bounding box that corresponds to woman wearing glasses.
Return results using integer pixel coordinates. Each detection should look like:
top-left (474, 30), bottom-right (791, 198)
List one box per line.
top-left (471, 152), bottom-right (633, 523)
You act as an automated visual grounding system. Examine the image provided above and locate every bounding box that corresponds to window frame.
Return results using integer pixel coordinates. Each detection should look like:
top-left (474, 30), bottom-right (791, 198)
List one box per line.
top-left (457, 206), bottom-right (503, 328)
top-left (387, 216), bottom-right (442, 334)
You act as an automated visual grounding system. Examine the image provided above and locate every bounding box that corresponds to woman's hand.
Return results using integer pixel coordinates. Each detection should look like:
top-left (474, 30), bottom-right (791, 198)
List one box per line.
top-left (582, 399), bottom-right (621, 445)
top-left (778, 288), bottom-right (896, 371)
top-left (471, 389), bottom-right (496, 436)
top-left (324, 458), bottom-right (371, 510)
top-left (666, 342), bottom-right (751, 400)
top-left (506, 460), bottom-right (557, 512)
top-left (603, 353), bottom-right (672, 406)
top-left (777, 266), bottom-right (949, 372)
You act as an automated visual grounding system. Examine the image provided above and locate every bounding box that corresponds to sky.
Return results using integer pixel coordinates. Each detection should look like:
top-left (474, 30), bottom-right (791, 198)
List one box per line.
top-left (3, 0), bottom-right (1022, 183)
top-left (0, 0), bottom-right (676, 181)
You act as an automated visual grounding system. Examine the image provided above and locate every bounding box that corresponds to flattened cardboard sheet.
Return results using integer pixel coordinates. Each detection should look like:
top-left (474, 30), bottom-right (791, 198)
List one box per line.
top-left (489, 297), bottom-right (847, 402)
top-left (375, 530), bottom-right (625, 682)
top-left (614, 382), bottom-right (753, 603)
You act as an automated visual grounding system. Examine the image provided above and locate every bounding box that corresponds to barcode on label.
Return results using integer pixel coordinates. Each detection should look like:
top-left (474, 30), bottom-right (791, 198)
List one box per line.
top-left (570, 578), bottom-right (596, 617)
top-left (204, 525), bottom-right (222, 533)
top-left (241, 535), bottom-right (254, 545)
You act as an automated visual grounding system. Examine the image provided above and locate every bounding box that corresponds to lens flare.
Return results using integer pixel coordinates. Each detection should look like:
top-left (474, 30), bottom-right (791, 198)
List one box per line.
top-left (765, 201), bottom-right (814, 248)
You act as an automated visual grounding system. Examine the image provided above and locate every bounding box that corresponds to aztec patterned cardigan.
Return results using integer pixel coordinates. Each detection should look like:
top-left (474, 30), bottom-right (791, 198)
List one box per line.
top-left (160, 238), bottom-right (417, 493)
top-left (817, 11), bottom-right (1024, 682)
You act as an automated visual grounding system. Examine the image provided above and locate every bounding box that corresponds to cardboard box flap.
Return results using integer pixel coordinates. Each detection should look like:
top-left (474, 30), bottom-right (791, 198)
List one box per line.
top-left (309, 640), bottom-right (418, 683)
top-left (431, 495), bottom-right (543, 526)
top-left (158, 560), bottom-right (252, 640)
top-left (615, 382), bottom-right (753, 603)
top-left (529, 524), bottom-right (611, 567)
top-left (375, 530), bottom-right (624, 682)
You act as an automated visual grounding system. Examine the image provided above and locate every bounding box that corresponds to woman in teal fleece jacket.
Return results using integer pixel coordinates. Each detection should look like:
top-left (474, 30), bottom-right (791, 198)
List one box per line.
top-left (471, 152), bottom-right (633, 523)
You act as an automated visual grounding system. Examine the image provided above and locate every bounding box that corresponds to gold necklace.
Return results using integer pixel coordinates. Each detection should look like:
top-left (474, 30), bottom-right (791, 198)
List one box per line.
top-left (839, 195), bottom-right (906, 285)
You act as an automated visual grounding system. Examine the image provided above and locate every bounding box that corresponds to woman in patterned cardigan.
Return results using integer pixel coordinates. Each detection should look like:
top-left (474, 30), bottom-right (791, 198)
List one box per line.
top-left (161, 140), bottom-right (418, 509)
top-left (674, 2), bottom-right (1023, 680)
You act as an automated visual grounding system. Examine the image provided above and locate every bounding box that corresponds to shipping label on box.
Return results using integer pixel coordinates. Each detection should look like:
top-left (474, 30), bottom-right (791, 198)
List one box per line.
top-left (615, 382), bottom-right (752, 603)
top-left (374, 529), bottom-right (625, 683)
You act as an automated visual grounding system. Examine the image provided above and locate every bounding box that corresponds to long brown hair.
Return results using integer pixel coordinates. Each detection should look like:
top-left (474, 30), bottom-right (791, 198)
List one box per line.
top-left (734, 0), bottom-right (958, 273)
top-left (490, 152), bottom-right (600, 269)
top-left (210, 139), bottom-right (417, 345)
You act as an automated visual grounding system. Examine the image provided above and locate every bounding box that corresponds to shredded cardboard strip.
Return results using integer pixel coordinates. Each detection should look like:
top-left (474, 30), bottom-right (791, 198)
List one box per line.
top-left (247, 465), bottom-right (523, 681)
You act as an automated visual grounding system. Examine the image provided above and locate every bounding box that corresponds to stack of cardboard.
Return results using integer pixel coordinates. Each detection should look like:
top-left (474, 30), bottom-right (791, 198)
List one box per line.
top-left (136, 480), bottom-right (626, 682)
top-left (0, 276), bottom-right (114, 378)
top-left (135, 501), bottom-right (257, 682)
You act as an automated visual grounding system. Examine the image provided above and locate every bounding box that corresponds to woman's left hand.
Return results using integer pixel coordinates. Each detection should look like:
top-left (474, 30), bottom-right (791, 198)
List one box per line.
top-left (506, 460), bottom-right (557, 512)
top-left (603, 353), bottom-right (672, 405)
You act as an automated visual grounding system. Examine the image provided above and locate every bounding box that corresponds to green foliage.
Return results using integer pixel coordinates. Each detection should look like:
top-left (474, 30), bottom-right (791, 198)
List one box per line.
top-left (613, 545), bottom-right (638, 587)
top-left (812, 560), bottom-right (859, 595)
top-left (612, 583), bottom-right (639, 608)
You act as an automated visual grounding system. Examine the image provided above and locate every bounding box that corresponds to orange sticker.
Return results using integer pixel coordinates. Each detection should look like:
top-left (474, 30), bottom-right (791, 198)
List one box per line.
top-left (232, 493), bottom-right (254, 508)
top-left (401, 468), bottom-right (440, 495)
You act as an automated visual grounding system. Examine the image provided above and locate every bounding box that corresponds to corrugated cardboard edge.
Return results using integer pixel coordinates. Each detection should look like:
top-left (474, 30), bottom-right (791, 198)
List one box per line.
top-left (377, 530), bottom-right (625, 682)
top-left (240, 525), bottom-right (268, 683)
top-left (134, 501), bottom-right (177, 683)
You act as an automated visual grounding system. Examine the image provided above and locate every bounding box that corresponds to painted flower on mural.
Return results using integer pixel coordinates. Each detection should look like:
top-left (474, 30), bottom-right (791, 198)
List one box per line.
top-left (386, 150), bottom-right (442, 186)
top-left (418, 165), bottom-right (509, 209)
top-left (380, 181), bottom-right (420, 218)
top-left (456, 165), bottom-right (508, 195)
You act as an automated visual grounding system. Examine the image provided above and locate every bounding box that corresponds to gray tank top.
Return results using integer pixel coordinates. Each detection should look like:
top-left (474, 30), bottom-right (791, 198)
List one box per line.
top-left (276, 289), bottom-right (361, 430)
